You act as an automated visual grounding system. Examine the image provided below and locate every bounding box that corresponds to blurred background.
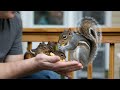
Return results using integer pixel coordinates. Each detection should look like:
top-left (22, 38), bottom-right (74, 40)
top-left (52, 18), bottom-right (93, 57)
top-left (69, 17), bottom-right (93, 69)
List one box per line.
top-left (20, 11), bottom-right (120, 79)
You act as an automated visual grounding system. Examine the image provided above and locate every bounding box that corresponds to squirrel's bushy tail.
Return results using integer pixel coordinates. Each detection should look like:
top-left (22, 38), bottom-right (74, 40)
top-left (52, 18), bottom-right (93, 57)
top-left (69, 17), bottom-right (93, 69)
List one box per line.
top-left (77, 16), bottom-right (102, 63)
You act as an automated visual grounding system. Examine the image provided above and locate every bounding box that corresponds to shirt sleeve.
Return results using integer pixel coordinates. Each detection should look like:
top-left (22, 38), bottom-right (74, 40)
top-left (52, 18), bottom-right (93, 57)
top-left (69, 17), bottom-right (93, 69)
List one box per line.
top-left (8, 12), bottom-right (23, 55)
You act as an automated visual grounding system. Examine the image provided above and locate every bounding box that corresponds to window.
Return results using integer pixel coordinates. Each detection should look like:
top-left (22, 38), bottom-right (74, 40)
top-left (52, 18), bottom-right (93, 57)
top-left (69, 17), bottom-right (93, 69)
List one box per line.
top-left (20, 11), bottom-right (70, 28)
top-left (20, 11), bottom-right (69, 55)
top-left (83, 11), bottom-right (105, 25)
top-left (34, 11), bottom-right (64, 25)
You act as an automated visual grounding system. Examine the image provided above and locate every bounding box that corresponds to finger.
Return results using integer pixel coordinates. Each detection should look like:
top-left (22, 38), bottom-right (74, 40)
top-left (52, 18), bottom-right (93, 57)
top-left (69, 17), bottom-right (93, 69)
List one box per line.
top-left (56, 64), bottom-right (82, 74)
top-left (39, 62), bottom-right (55, 70)
top-left (53, 61), bottom-right (83, 70)
top-left (55, 61), bottom-right (81, 68)
top-left (66, 65), bottom-right (82, 72)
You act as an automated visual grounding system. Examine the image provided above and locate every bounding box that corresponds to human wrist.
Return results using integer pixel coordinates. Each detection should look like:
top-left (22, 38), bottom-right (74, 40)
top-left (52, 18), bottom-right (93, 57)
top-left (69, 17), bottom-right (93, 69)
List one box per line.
top-left (31, 57), bottom-right (43, 70)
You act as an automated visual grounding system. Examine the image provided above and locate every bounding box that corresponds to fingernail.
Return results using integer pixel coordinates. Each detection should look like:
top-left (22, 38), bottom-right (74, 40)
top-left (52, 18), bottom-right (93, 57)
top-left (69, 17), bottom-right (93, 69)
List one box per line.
top-left (56, 56), bottom-right (60, 60)
top-left (78, 63), bottom-right (83, 69)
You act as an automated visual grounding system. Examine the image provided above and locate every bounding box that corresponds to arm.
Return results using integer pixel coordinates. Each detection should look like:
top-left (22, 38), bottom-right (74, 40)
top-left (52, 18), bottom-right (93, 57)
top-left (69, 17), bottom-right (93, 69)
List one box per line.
top-left (0, 54), bottom-right (83, 79)
top-left (5, 55), bottom-right (23, 63)
top-left (5, 12), bottom-right (23, 63)
top-left (0, 57), bottom-right (38, 79)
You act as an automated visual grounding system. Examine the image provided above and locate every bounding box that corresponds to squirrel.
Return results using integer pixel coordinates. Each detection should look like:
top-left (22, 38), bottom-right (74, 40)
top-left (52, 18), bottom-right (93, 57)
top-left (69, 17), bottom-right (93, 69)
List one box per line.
top-left (47, 41), bottom-right (57, 52)
top-left (47, 41), bottom-right (66, 60)
top-left (78, 17), bottom-right (102, 65)
top-left (58, 29), bottom-right (91, 66)
top-left (24, 50), bottom-right (35, 59)
top-left (24, 42), bottom-right (51, 59)
top-left (58, 17), bottom-right (102, 67)
top-left (24, 42), bottom-right (66, 61)
top-left (30, 42), bottom-right (51, 56)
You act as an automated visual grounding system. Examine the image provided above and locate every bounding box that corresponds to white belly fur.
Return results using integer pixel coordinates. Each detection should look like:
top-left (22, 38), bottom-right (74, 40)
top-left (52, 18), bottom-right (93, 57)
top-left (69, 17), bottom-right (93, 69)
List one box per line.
top-left (73, 41), bottom-right (90, 61)
top-left (73, 46), bottom-right (80, 60)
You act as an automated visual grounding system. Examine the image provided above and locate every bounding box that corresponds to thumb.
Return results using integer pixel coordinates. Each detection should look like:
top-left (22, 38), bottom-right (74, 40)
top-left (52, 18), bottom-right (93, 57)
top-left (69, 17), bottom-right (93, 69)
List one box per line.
top-left (46, 55), bottom-right (60, 63)
top-left (36, 54), bottom-right (60, 63)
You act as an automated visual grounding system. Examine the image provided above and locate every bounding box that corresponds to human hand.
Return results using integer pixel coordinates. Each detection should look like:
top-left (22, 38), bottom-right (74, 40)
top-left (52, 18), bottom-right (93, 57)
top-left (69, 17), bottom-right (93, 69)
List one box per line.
top-left (35, 54), bottom-right (83, 78)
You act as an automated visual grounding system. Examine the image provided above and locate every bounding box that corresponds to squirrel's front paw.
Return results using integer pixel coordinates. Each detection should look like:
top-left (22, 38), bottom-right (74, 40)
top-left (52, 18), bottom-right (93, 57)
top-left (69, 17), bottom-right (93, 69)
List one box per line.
top-left (58, 46), bottom-right (65, 52)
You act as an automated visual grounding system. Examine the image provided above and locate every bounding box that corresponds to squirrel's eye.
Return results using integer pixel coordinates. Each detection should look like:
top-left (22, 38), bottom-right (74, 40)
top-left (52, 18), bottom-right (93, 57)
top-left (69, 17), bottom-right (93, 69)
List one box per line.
top-left (69, 32), bottom-right (71, 35)
top-left (62, 35), bottom-right (67, 39)
top-left (61, 54), bottom-right (64, 56)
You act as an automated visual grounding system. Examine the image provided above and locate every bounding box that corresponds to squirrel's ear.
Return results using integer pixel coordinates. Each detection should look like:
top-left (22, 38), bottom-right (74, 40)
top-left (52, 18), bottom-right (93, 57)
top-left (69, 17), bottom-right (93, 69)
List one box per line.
top-left (68, 28), bottom-right (72, 31)
top-left (67, 28), bottom-right (72, 35)
top-left (42, 42), bottom-right (45, 44)
top-left (48, 41), bottom-right (50, 44)
top-left (39, 42), bottom-right (42, 45)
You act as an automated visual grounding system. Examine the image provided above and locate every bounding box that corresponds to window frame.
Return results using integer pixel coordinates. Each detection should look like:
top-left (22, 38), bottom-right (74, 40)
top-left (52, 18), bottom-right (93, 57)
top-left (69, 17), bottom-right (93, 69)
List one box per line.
top-left (75, 11), bottom-right (112, 27)
top-left (20, 11), bottom-right (71, 28)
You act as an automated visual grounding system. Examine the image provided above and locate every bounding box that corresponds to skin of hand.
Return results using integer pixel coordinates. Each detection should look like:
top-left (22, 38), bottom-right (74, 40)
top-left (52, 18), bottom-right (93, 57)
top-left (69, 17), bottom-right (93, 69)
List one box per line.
top-left (35, 53), bottom-right (83, 78)
top-left (0, 11), bottom-right (83, 79)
